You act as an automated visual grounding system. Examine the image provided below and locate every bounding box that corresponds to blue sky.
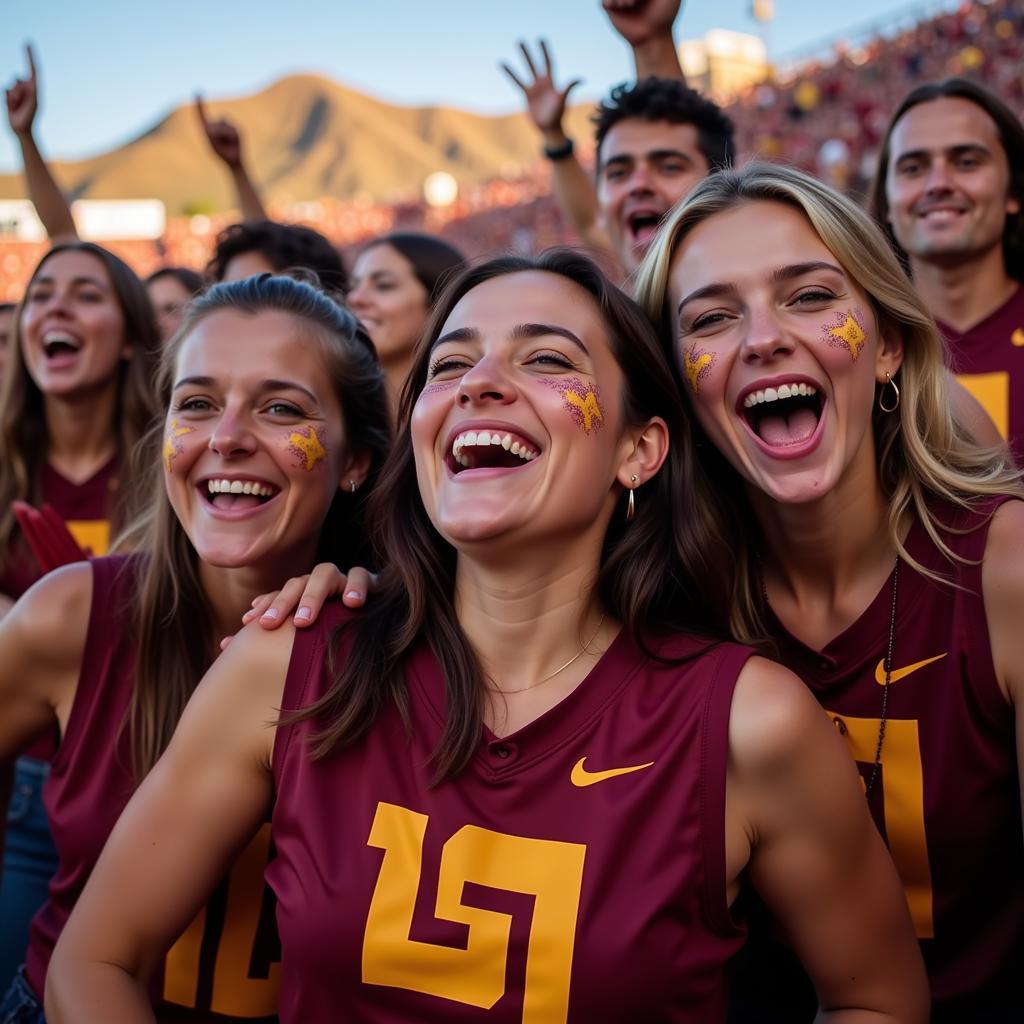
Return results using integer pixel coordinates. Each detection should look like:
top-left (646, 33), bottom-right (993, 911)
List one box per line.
top-left (1, 0), bottom-right (958, 172)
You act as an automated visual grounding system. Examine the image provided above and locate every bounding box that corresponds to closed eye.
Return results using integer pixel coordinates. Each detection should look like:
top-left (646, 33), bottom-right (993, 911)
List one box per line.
top-left (428, 356), bottom-right (471, 378)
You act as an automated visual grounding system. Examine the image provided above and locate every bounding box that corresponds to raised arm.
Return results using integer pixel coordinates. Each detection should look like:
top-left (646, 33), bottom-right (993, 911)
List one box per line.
top-left (195, 94), bottom-right (268, 223)
top-left (602, 0), bottom-right (687, 82)
top-left (45, 620), bottom-right (292, 1023)
top-left (981, 499), bottom-right (1024, 830)
top-left (728, 658), bottom-right (928, 1023)
top-left (501, 40), bottom-right (614, 257)
top-left (5, 44), bottom-right (78, 242)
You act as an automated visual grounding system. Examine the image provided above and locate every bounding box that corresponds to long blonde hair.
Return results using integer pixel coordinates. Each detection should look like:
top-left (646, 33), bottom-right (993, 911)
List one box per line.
top-left (634, 161), bottom-right (1022, 644)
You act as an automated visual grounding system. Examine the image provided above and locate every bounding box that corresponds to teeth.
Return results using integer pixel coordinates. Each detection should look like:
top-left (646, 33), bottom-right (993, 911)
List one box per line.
top-left (451, 430), bottom-right (538, 465)
top-left (743, 382), bottom-right (817, 408)
top-left (206, 479), bottom-right (277, 496)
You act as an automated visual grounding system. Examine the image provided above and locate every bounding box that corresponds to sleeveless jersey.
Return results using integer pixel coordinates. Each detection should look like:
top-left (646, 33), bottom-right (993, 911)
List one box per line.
top-left (940, 285), bottom-right (1024, 464)
top-left (269, 606), bottom-right (754, 1023)
top-left (25, 554), bottom-right (280, 1021)
top-left (770, 499), bottom-right (1022, 1019)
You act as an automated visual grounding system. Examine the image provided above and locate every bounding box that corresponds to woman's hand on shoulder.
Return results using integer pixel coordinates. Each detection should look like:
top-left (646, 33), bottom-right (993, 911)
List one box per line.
top-left (0, 560), bottom-right (93, 757)
top-left (220, 562), bottom-right (376, 649)
top-left (727, 657), bottom-right (928, 1023)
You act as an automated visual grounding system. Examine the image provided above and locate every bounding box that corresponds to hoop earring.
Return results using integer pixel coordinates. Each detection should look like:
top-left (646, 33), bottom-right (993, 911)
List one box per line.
top-left (878, 372), bottom-right (900, 413)
top-left (626, 474), bottom-right (638, 523)
top-left (348, 479), bottom-right (358, 493)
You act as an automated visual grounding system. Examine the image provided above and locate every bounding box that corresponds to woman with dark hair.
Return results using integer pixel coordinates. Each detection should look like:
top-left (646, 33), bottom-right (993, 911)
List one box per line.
top-left (0, 274), bottom-right (389, 1023)
top-left (48, 252), bottom-right (924, 1023)
top-left (347, 232), bottom-right (464, 415)
top-left (145, 266), bottom-right (205, 343)
top-left (635, 162), bottom-right (1024, 1020)
top-left (0, 241), bottom-right (159, 990)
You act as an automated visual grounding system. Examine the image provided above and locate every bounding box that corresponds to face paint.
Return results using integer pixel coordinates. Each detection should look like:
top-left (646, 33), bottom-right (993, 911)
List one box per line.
top-left (286, 425), bottom-right (327, 471)
top-left (542, 376), bottom-right (604, 434)
top-left (682, 345), bottom-right (716, 395)
top-left (420, 379), bottom-right (459, 396)
top-left (163, 419), bottom-right (195, 471)
top-left (822, 309), bottom-right (868, 361)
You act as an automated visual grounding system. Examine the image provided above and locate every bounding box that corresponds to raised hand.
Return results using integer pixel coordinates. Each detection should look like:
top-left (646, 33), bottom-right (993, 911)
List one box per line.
top-left (6, 43), bottom-right (39, 138)
top-left (195, 94), bottom-right (243, 168)
top-left (601, 0), bottom-right (683, 46)
top-left (12, 501), bottom-right (89, 573)
top-left (500, 40), bottom-right (581, 136)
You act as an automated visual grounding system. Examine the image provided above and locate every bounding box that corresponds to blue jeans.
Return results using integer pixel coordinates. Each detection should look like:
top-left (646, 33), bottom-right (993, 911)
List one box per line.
top-left (0, 759), bottom-right (59, 994)
top-left (0, 967), bottom-right (44, 1024)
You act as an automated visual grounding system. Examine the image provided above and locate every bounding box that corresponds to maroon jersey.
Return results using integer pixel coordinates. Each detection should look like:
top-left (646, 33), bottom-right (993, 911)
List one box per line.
top-left (0, 456), bottom-right (117, 600)
top-left (939, 285), bottom-right (1024, 464)
top-left (269, 607), bottom-right (754, 1023)
top-left (25, 554), bottom-right (280, 1021)
top-left (770, 499), bottom-right (1022, 1018)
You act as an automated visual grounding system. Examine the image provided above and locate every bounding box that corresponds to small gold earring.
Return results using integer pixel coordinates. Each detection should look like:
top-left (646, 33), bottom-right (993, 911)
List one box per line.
top-left (626, 474), bottom-right (638, 523)
top-left (878, 371), bottom-right (900, 413)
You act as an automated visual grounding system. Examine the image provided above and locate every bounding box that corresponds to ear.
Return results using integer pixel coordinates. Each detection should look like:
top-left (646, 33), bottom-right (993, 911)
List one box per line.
top-left (874, 319), bottom-right (904, 383)
top-left (337, 447), bottom-right (374, 495)
top-left (616, 416), bottom-right (669, 490)
top-left (121, 343), bottom-right (134, 361)
top-left (1006, 194), bottom-right (1021, 216)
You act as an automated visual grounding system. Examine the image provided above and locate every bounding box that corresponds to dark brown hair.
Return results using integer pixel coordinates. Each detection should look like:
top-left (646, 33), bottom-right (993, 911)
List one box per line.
top-left (293, 249), bottom-right (735, 783)
top-left (120, 274), bottom-right (389, 779)
top-left (0, 242), bottom-right (159, 573)
top-left (868, 78), bottom-right (1024, 282)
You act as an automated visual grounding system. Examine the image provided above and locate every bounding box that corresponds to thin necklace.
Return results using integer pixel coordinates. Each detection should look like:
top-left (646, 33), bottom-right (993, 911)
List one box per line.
top-left (486, 614), bottom-right (607, 695)
top-left (759, 555), bottom-right (899, 799)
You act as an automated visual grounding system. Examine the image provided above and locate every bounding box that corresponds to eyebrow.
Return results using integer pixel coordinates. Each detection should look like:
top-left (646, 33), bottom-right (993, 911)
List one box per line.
top-left (432, 322), bottom-right (589, 354)
top-left (603, 148), bottom-right (691, 169)
top-left (676, 261), bottom-right (845, 312)
top-left (31, 274), bottom-right (110, 290)
top-left (171, 376), bottom-right (319, 403)
top-left (894, 143), bottom-right (992, 164)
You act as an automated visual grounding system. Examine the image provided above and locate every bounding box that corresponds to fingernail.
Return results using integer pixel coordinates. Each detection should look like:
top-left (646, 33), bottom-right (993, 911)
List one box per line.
top-left (261, 607), bottom-right (280, 621)
top-left (345, 591), bottom-right (360, 600)
top-left (295, 606), bottom-right (312, 620)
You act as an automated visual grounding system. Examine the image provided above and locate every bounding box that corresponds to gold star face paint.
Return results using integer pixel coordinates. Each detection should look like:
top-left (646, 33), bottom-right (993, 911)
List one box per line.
top-left (683, 345), bottom-right (716, 395)
top-left (542, 377), bottom-right (604, 434)
top-left (163, 419), bottom-right (195, 471)
top-left (286, 425), bottom-right (327, 471)
top-left (823, 309), bottom-right (868, 361)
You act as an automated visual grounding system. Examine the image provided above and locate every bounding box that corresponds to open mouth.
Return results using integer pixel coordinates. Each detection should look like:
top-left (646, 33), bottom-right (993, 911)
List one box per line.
top-left (627, 211), bottom-right (663, 246)
top-left (201, 478), bottom-right (282, 511)
top-left (740, 381), bottom-right (824, 448)
top-left (42, 331), bottom-right (83, 360)
top-left (447, 429), bottom-right (540, 474)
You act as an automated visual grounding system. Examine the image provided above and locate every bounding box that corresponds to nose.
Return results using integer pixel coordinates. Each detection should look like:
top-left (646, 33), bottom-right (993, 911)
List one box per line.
top-left (457, 355), bottom-right (516, 407)
top-left (208, 408), bottom-right (257, 458)
top-left (347, 282), bottom-right (369, 311)
top-left (740, 306), bottom-right (794, 364)
top-left (923, 158), bottom-right (954, 195)
top-left (627, 164), bottom-right (654, 194)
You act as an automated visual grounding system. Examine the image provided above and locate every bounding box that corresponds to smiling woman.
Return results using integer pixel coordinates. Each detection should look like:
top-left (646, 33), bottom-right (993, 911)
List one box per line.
top-left (634, 162), bottom-right (1024, 1021)
top-left (47, 252), bottom-right (925, 1023)
top-left (0, 274), bottom-right (389, 1023)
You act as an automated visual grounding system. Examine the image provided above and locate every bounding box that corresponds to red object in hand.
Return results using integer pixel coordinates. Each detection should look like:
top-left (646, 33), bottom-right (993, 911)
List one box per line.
top-left (12, 501), bottom-right (90, 573)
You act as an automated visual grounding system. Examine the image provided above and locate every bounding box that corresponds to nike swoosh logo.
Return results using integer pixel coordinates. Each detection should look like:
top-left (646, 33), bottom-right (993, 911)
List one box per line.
top-left (874, 652), bottom-right (947, 685)
top-left (570, 756), bottom-right (654, 787)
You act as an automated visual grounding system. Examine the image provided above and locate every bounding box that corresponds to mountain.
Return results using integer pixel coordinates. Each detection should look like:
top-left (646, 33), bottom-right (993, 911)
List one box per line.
top-left (0, 74), bottom-right (597, 215)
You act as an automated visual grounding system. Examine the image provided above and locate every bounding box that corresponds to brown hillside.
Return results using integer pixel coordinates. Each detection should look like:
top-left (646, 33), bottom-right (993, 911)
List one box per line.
top-left (0, 74), bottom-right (597, 215)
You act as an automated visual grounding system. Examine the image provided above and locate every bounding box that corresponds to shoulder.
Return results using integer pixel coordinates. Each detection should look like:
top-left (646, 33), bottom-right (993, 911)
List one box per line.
top-left (9, 560), bottom-right (95, 662)
top-left (728, 657), bottom-right (832, 776)
top-left (981, 499), bottom-right (1024, 702)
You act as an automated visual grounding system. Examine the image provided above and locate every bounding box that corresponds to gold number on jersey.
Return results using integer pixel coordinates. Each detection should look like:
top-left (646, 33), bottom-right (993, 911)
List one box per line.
top-left (163, 823), bottom-right (280, 1016)
top-left (955, 370), bottom-right (1009, 441)
top-left (827, 713), bottom-right (933, 937)
top-left (363, 801), bottom-right (587, 1022)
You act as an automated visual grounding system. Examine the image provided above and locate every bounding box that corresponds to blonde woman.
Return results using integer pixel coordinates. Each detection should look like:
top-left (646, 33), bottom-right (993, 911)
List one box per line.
top-left (634, 162), bottom-right (1024, 1022)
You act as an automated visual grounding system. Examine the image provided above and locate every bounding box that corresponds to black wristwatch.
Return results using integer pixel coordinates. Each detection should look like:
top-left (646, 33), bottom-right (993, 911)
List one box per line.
top-left (543, 138), bottom-right (575, 161)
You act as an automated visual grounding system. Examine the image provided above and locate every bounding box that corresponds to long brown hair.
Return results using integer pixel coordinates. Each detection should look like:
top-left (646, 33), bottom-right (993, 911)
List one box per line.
top-left (293, 250), bottom-right (735, 783)
top-left (634, 162), bottom-right (1023, 644)
top-left (0, 242), bottom-right (159, 572)
top-left (119, 274), bottom-right (390, 780)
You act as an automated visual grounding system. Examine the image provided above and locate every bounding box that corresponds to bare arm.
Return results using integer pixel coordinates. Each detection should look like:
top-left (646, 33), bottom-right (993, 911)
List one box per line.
top-left (195, 95), bottom-right (268, 223)
top-left (5, 44), bottom-right (78, 242)
top-left (45, 620), bottom-right (292, 1023)
top-left (980, 499), bottom-right (1024, 831)
top-left (501, 41), bottom-right (614, 256)
top-left (727, 658), bottom-right (928, 1023)
top-left (602, 0), bottom-right (686, 82)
